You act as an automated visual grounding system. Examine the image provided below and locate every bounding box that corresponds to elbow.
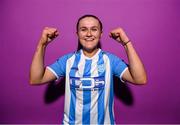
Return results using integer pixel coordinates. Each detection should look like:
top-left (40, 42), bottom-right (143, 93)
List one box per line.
top-left (140, 78), bottom-right (147, 85)
top-left (142, 74), bottom-right (148, 84)
top-left (29, 74), bottom-right (36, 85)
top-left (29, 78), bottom-right (41, 85)
top-left (29, 79), bottom-right (36, 85)
top-left (134, 75), bottom-right (147, 85)
top-left (138, 76), bottom-right (147, 85)
top-left (29, 73), bottom-right (44, 85)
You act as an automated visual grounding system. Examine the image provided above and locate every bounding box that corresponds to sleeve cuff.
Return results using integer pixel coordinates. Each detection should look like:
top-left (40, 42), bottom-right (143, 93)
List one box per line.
top-left (120, 67), bottom-right (128, 83)
top-left (46, 66), bottom-right (59, 80)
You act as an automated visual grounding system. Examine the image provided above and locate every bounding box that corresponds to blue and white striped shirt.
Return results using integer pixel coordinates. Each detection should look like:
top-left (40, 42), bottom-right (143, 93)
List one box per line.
top-left (47, 49), bottom-right (128, 124)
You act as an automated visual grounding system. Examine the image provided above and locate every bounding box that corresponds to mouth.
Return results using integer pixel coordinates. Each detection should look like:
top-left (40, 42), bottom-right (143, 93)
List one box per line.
top-left (84, 37), bottom-right (95, 41)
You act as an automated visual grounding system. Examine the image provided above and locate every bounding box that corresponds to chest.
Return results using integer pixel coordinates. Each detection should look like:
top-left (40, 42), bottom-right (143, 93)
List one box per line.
top-left (68, 57), bottom-right (109, 90)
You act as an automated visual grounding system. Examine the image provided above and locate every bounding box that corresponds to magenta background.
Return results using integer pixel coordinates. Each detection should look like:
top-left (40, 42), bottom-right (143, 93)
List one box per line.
top-left (1, 0), bottom-right (180, 124)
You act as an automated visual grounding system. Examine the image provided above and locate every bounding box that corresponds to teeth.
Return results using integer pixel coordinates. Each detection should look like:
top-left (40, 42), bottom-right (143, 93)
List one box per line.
top-left (85, 38), bottom-right (94, 41)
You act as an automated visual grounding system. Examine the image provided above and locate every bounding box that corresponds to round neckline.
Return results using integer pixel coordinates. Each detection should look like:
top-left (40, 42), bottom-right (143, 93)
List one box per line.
top-left (81, 49), bottom-right (101, 60)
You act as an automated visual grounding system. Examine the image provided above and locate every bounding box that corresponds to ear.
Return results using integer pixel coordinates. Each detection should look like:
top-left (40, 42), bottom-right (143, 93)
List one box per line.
top-left (100, 31), bottom-right (103, 37)
top-left (76, 31), bottom-right (80, 36)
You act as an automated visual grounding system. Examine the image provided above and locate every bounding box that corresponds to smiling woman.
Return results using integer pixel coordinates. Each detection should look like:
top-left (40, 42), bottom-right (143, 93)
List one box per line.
top-left (77, 16), bottom-right (102, 57)
top-left (29, 14), bottom-right (147, 124)
top-left (76, 15), bottom-right (103, 52)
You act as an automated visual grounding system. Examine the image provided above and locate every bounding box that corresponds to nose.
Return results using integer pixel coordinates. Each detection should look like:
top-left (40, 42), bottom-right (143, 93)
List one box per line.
top-left (86, 30), bottom-right (92, 36)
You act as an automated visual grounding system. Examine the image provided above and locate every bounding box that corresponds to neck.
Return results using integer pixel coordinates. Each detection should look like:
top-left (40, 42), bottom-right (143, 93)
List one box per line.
top-left (82, 48), bottom-right (99, 58)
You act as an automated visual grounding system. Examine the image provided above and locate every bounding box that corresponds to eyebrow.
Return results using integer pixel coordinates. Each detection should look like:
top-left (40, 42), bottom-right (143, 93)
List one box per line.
top-left (79, 26), bottom-right (99, 29)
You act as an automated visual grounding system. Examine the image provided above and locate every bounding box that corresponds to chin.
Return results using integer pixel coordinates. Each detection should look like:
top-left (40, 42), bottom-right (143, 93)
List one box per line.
top-left (83, 46), bottom-right (98, 52)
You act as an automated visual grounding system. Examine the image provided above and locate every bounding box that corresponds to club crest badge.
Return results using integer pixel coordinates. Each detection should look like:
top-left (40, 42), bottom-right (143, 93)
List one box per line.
top-left (97, 64), bottom-right (105, 73)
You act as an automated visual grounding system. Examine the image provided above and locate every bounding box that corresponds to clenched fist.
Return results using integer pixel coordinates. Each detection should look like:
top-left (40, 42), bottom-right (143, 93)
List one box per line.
top-left (109, 27), bottom-right (130, 46)
top-left (39, 27), bottom-right (59, 46)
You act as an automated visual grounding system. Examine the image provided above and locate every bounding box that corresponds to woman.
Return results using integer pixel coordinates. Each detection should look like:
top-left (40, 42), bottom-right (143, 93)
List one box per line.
top-left (30, 14), bottom-right (147, 124)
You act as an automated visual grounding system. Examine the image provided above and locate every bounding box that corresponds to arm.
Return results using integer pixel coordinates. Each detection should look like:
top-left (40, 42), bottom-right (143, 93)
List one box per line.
top-left (29, 27), bottom-right (59, 85)
top-left (110, 28), bottom-right (147, 85)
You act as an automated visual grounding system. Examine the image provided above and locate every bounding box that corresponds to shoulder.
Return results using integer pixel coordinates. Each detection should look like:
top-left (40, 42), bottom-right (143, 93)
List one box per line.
top-left (101, 50), bottom-right (127, 66)
top-left (101, 50), bottom-right (120, 60)
top-left (56, 52), bottom-right (75, 62)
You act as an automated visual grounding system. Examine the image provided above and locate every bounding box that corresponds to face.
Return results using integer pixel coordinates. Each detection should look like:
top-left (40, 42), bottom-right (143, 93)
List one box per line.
top-left (77, 17), bottom-right (102, 51)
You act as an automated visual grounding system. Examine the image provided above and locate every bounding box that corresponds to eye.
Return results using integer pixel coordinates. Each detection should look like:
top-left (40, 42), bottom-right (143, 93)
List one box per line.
top-left (79, 28), bottom-right (87, 32)
top-left (92, 28), bottom-right (98, 31)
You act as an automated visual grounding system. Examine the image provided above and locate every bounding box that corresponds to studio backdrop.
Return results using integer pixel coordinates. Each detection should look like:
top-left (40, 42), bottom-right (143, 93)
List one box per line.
top-left (0, 0), bottom-right (180, 124)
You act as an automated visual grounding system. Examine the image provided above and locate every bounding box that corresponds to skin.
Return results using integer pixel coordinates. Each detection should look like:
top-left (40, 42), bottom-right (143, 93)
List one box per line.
top-left (76, 17), bottom-right (102, 57)
top-left (29, 17), bottom-right (147, 85)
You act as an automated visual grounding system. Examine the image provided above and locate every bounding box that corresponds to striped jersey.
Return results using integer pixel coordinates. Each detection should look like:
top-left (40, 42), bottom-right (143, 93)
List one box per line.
top-left (47, 49), bottom-right (128, 124)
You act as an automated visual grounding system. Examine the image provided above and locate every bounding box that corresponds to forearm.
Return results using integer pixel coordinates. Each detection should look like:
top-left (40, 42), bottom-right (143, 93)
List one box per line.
top-left (124, 42), bottom-right (147, 84)
top-left (29, 41), bottom-right (46, 84)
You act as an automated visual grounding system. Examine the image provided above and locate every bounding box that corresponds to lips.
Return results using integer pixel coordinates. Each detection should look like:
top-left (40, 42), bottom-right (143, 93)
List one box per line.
top-left (84, 38), bottom-right (95, 41)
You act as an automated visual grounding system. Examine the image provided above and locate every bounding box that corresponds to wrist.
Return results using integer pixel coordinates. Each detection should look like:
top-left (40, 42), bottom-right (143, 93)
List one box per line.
top-left (38, 38), bottom-right (48, 46)
top-left (37, 42), bottom-right (47, 50)
top-left (123, 40), bottom-right (131, 46)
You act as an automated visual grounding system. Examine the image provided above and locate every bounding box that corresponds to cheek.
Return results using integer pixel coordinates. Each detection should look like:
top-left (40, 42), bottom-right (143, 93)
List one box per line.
top-left (95, 31), bottom-right (102, 36)
top-left (95, 33), bottom-right (102, 38)
top-left (78, 33), bottom-right (86, 38)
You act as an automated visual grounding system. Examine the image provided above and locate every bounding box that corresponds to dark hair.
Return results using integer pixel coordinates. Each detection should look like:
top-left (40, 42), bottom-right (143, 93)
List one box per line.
top-left (76, 14), bottom-right (102, 50)
top-left (76, 14), bottom-right (103, 32)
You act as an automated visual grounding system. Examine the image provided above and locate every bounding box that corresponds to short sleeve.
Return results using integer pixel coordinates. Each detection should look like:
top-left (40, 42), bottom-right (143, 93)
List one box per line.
top-left (47, 54), bottom-right (69, 80)
top-left (110, 54), bottom-right (128, 82)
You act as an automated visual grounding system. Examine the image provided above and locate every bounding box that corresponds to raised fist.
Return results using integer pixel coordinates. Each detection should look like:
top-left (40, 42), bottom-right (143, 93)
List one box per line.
top-left (109, 27), bottom-right (130, 46)
top-left (39, 27), bottom-right (59, 46)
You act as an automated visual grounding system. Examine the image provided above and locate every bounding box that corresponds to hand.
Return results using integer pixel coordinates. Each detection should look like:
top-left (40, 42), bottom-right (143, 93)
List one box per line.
top-left (39, 27), bottom-right (59, 46)
top-left (109, 27), bottom-right (130, 46)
